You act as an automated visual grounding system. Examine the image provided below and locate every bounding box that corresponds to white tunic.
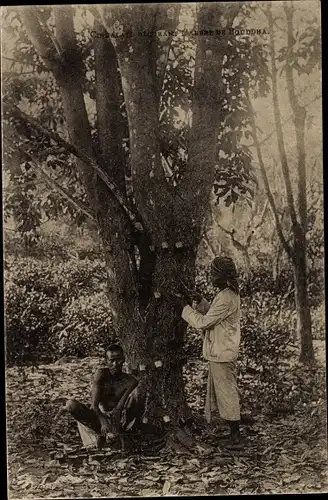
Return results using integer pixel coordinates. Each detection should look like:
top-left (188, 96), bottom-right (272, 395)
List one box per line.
top-left (181, 288), bottom-right (240, 362)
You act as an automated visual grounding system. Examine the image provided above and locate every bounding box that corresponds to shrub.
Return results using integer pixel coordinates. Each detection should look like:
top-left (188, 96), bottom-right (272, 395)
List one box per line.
top-left (50, 292), bottom-right (116, 358)
top-left (5, 255), bottom-right (106, 301)
top-left (311, 301), bottom-right (326, 340)
top-left (5, 256), bottom-right (109, 364)
top-left (4, 226), bottom-right (104, 262)
top-left (195, 262), bottom-right (291, 299)
top-left (5, 281), bottom-right (62, 365)
top-left (237, 293), bottom-right (326, 414)
top-left (237, 293), bottom-right (298, 412)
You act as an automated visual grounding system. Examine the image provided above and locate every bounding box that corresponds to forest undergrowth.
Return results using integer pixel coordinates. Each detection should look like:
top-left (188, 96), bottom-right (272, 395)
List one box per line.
top-left (6, 342), bottom-right (327, 498)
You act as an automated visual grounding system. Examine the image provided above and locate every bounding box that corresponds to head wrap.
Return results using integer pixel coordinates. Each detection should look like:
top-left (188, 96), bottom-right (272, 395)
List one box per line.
top-left (211, 256), bottom-right (239, 294)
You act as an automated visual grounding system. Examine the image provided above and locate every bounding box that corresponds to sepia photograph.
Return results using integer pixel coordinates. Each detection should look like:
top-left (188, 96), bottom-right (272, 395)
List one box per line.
top-left (2, 1), bottom-right (326, 498)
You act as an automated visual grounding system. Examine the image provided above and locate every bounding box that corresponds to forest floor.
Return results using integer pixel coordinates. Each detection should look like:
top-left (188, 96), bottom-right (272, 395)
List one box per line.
top-left (6, 340), bottom-right (328, 499)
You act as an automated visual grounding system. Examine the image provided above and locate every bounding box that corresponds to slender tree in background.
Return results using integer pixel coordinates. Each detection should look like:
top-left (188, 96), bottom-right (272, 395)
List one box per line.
top-left (246, 1), bottom-right (321, 364)
top-left (215, 198), bottom-right (269, 275)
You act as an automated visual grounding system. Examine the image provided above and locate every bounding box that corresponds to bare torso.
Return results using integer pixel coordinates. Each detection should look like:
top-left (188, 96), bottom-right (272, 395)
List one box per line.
top-left (95, 368), bottom-right (137, 412)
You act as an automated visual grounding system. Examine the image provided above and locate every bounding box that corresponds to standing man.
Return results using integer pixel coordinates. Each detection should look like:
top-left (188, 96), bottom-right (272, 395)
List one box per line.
top-left (66, 344), bottom-right (140, 448)
top-left (180, 256), bottom-right (241, 444)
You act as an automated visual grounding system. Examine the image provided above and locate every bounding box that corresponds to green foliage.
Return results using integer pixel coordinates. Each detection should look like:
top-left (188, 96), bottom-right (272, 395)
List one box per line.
top-left (240, 268), bottom-right (294, 298)
top-left (5, 280), bottom-right (62, 365)
top-left (3, 155), bottom-right (42, 247)
top-left (311, 302), bottom-right (325, 340)
top-left (51, 292), bottom-right (116, 358)
top-left (5, 226), bottom-right (103, 261)
top-left (195, 260), bottom-right (323, 307)
top-left (2, 3), bottom-right (270, 245)
top-left (276, 18), bottom-right (321, 76)
top-left (5, 255), bottom-right (114, 365)
top-left (237, 294), bottom-right (297, 412)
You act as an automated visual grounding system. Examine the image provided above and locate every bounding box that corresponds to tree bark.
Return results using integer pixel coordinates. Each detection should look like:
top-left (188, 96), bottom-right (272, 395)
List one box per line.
top-left (266, 3), bottom-right (299, 232)
top-left (94, 22), bottom-right (127, 194)
top-left (246, 91), bottom-right (293, 260)
top-left (293, 229), bottom-right (314, 363)
top-left (178, 3), bottom-right (241, 238)
top-left (283, 1), bottom-right (314, 363)
top-left (19, 4), bottom-right (241, 439)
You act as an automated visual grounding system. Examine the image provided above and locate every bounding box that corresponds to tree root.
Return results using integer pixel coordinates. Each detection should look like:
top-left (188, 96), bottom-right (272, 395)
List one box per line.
top-left (53, 421), bottom-right (214, 460)
top-left (159, 427), bottom-right (214, 456)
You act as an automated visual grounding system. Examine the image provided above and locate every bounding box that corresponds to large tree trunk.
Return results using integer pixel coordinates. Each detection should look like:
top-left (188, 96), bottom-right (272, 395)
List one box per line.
top-left (20, 4), bottom-right (241, 446)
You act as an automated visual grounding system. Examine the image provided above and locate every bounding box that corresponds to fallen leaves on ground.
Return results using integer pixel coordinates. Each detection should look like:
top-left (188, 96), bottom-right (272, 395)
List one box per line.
top-left (6, 356), bottom-right (328, 498)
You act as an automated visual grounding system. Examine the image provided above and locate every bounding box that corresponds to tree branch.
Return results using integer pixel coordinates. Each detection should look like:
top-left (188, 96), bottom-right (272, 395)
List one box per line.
top-left (3, 70), bottom-right (41, 77)
top-left (202, 233), bottom-right (216, 258)
top-left (254, 199), bottom-right (269, 230)
top-left (4, 136), bottom-right (96, 222)
top-left (217, 222), bottom-right (248, 252)
top-left (283, 1), bottom-right (308, 232)
top-left (245, 90), bottom-right (294, 260)
top-left (38, 166), bottom-right (96, 222)
top-left (19, 7), bottom-right (63, 71)
top-left (34, 6), bottom-right (64, 58)
top-left (248, 93), bottom-right (321, 149)
top-left (3, 100), bottom-right (143, 232)
top-left (151, 4), bottom-right (181, 107)
top-left (265, 3), bottom-right (299, 233)
top-left (93, 21), bottom-right (127, 194)
top-left (176, 3), bottom-right (242, 241)
top-left (97, 5), bottom-right (177, 242)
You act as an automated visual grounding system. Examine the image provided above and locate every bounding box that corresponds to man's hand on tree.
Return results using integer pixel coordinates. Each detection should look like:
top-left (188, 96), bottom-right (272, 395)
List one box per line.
top-left (178, 279), bottom-right (202, 304)
top-left (181, 294), bottom-right (192, 308)
top-left (190, 291), bottom-right (203, 303)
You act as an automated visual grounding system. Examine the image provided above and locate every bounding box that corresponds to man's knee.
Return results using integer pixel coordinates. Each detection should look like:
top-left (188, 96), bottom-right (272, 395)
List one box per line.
top-left (65, 398), bottom-right (80, 414)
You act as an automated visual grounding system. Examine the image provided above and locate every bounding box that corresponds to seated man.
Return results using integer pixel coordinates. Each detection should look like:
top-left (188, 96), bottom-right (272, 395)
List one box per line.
top-left (66, 344), bottom-right (140, 448)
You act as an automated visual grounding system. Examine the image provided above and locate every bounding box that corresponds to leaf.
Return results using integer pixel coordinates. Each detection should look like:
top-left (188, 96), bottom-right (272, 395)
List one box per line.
top-left (283, 473), bottom-right (301, 484)
top-left (170, 475), bottom-right (184, 484)
top-left (145, 474), bottom-right (161, 482)
top-left (202, 476), bottom-right (209, 489)
top-left (263, 481), bottom-right (277, 490)
top-left (140, 489), bottom-right (160, 497)
top-left (278, 454), bottom-right (293, 465)
top-left (61, 473), bottom-right (85, 485)
top-left (88, 459), bottom-right (101, 466)
top-left (187, 458), bottom-right (200, 467)
top-left (196, 443), bottom-right (213, 457)
top-left (162, 480), bottom-right (171, 495)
